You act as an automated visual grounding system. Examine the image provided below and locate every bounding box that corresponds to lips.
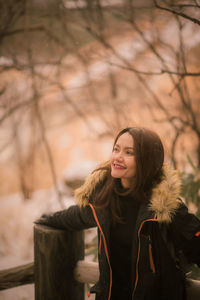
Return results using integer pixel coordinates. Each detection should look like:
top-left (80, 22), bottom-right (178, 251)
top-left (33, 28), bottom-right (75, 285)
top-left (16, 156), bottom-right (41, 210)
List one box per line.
top-left (112, 163), bottom-right (126, 169)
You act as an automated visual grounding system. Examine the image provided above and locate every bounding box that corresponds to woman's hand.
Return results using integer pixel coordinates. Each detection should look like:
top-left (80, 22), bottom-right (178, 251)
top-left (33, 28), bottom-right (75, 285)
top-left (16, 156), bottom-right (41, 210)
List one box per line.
top-left (34, 213), bottom-right (52, 225)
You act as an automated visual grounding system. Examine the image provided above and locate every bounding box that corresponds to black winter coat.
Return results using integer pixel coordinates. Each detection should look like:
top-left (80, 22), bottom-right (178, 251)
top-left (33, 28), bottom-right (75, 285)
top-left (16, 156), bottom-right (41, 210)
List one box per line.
top-left (36, 164), bottom-right (200, 300)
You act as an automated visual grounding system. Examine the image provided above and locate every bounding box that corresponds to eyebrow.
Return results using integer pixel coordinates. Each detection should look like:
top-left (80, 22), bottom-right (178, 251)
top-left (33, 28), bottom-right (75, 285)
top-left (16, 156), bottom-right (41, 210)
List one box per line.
top-left (115, 144), bottom-right (134, 150)
top-left (125, 147), bottom-right (134, 150)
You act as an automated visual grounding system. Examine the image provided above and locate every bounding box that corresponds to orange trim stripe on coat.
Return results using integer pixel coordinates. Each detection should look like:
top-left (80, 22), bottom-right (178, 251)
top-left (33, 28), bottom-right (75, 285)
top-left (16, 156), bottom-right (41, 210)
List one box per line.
top-left (89, 203), bottom-right (112, 300)
top-left (133, 219), bottom-right (158, 295)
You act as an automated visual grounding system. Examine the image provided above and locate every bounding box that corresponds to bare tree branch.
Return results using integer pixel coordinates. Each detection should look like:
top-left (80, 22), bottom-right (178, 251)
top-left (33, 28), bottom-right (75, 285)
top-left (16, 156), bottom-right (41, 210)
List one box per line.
top-left (0, 25), bottom-right (45, 38)
top-left (26, 32), bottom-right (64, 207)
top-left (0, 101), bottom-right (31, 125)
top-left (153, 0), bottom-right (200, 26)
top-left (108, 62), bottom-right (200, 77)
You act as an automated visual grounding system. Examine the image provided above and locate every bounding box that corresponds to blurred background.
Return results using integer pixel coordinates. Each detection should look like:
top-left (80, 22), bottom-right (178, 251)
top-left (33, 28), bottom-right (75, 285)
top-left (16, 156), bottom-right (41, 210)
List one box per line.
top-left (0, 0), bottom-right (200, 299)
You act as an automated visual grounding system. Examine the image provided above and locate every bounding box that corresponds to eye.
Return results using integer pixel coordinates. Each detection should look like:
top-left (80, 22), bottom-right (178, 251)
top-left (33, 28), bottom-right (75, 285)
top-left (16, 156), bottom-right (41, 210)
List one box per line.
top-left (126, 150), bottom-right (134, 155)
top-left (113, 146), bottom-right (119, 152)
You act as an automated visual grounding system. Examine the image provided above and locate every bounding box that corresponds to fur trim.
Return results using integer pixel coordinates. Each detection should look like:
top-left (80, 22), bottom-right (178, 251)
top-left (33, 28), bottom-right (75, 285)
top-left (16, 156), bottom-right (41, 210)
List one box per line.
top-left (74, 161), bottom-right (109, 207)
top-left (74, 162), bottom-right (182, 223)
top-left (149, 163), bottom-right (182, 223)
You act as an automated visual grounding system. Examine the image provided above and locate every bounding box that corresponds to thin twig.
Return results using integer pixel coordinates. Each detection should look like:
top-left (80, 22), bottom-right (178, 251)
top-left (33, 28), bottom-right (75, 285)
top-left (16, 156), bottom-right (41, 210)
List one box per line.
top-left (153, 0), bottom-right (200, 26)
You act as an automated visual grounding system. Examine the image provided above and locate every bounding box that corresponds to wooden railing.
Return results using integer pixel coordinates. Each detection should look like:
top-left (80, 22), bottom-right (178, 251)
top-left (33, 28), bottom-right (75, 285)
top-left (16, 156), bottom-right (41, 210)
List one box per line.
top-left (1, 224), bottom-right (200, 300)
top-left (0, 224), bottom-right (99, 299)
top-left (0, 262), bottom-right (34, 290)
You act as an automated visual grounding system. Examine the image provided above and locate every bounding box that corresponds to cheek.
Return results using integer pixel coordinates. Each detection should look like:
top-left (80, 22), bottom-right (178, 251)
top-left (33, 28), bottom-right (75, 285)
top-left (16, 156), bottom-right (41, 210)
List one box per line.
top-left (128, 158), bottom-right (136, 174)
top-left (110, 152), bottom-right (116, 162)
top-left (110, 153), bottom-right (114, 162)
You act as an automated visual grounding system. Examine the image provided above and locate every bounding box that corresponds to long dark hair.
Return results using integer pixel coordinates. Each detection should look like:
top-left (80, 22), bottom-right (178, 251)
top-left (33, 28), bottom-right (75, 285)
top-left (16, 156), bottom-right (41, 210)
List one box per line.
top-left (94, 127), bottom-right (164, 222)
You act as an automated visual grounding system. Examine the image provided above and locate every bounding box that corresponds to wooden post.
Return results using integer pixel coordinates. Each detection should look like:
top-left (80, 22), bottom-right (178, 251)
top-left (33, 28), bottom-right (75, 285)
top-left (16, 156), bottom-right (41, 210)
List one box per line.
top-left (34, 224), bottom-right (84, 300)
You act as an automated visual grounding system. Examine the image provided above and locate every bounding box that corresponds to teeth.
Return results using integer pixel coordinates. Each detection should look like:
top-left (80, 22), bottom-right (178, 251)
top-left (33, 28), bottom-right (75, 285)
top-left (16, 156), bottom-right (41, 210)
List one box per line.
top-left (114, 164), bottom-right (125, 168)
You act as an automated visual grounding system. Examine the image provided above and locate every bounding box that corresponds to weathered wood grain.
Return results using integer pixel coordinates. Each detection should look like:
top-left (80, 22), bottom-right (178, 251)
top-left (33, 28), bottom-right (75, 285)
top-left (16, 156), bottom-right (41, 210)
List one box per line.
top-left (0, 262), bottom-right (34, 290)
top-left (34, 224), bottom-right (84, 300)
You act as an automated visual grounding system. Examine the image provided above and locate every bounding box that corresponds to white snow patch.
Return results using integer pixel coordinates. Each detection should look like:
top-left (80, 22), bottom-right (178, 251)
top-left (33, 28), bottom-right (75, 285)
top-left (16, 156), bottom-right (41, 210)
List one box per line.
top-left (0, 57), bottom-right (13, 66)
top-left (62, 160), bottom-right (99, 181)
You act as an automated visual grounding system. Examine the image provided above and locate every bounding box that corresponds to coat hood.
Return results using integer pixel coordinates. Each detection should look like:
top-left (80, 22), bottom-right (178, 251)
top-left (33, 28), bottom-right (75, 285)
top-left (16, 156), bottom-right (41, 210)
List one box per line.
top-left (74, 162), bottom-right (182, 223)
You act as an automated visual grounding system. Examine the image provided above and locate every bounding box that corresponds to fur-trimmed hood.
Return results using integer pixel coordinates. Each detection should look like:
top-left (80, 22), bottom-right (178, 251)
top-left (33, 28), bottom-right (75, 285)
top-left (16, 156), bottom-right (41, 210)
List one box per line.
top-left (74, 163), bottom-right (182, 223)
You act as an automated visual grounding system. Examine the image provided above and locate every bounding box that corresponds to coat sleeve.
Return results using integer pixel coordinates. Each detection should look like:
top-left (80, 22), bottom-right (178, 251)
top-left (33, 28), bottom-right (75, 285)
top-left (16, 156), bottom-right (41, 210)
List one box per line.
top-left (169, 202), bottom-right (200, 267)
top-left (35, 204), bottom-right (97, 231)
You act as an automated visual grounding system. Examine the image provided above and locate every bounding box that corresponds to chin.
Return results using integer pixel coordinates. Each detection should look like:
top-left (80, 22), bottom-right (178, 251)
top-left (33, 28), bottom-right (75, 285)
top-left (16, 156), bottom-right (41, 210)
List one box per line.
top-left (111, 171), bottom-right (121, 179)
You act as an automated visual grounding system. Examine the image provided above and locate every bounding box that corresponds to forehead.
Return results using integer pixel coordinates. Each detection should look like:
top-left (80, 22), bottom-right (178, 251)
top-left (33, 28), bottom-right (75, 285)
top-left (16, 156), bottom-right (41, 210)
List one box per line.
top-left (115, 132), bottom-right (134, 147)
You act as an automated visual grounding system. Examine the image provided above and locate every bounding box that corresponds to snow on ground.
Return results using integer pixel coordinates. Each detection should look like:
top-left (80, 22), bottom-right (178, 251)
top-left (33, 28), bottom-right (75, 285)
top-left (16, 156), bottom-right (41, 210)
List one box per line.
top-left (62, 160), bottom-right (99, 181)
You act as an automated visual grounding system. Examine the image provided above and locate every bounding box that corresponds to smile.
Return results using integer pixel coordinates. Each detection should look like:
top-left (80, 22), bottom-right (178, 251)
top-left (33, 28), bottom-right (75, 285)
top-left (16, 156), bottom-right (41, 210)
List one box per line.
top-left (113, 163), bottom-right (126, 169)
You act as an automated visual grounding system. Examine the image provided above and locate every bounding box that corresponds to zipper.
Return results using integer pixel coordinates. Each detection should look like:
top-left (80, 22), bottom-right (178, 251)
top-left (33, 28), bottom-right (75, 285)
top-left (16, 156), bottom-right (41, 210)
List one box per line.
top-left (89, 203), bottom-right (112, 300)
top-left (148, 235), bottom-right (156, 274)
top-left (132, 218), bottom-right (158, 298)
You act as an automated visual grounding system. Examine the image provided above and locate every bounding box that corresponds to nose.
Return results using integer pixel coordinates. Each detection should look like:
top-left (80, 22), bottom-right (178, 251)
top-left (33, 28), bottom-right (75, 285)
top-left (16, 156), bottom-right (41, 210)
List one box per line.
top-left (115, 151), bottom-right (123, 161)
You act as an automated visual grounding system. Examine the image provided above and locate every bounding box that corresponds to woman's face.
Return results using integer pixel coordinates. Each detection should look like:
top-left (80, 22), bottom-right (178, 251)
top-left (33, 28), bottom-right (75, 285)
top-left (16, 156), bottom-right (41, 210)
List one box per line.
top-left (110, 132), bottom-right (136, 188)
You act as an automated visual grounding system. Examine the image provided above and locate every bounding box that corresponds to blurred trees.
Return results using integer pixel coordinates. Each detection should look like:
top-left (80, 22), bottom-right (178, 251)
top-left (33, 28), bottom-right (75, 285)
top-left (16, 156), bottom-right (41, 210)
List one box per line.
top-left (0, 0), bottom-right (200, 201)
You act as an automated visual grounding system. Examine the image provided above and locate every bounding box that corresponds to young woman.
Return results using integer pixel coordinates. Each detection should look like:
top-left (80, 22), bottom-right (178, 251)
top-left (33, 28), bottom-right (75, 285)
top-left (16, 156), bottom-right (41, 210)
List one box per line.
top-left (35, 127), bottom-right (200, 300)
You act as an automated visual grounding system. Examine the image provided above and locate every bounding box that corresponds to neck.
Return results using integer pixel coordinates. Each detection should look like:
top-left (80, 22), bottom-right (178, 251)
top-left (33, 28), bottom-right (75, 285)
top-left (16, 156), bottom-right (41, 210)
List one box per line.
top-left (121, 178), bottom-right (131, 188)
